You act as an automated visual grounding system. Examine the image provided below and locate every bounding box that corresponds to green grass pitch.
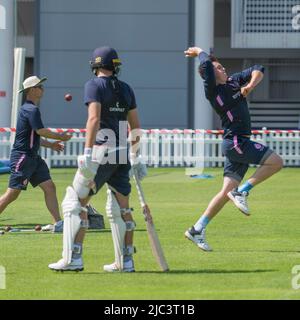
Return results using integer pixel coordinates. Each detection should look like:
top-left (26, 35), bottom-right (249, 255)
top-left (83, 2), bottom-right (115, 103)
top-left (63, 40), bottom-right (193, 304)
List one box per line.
top-left (0, 167), bottom-right (300, 300)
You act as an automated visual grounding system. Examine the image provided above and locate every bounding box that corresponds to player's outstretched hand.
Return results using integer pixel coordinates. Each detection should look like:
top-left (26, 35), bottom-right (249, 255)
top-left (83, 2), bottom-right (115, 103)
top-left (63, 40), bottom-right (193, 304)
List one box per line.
top-left (184, 47), bottom-right (203, 58)
top-left (241, 84), bottom-right (254, 97)
top-left (60, 132), bottom-right (72, 141)
top-left (51, 141), bottom-right (64, 152)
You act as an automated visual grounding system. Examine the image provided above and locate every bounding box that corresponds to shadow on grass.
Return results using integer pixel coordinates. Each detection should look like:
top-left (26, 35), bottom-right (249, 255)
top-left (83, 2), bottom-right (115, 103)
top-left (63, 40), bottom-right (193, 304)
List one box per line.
top-left (0, 223), bottom-right (148, 233)
top-left (269, 250), bottom-right (300, 253)
top-left (134, 269), bottom-right (278, 275)
top-left (0, 218), bottom-right (14, 223)
top-left (147, 172), bottom-right (171, 178)
top-left (57, 269), bottom-right (277, 276)
top-left (0, 223), bottom-right (43, 228)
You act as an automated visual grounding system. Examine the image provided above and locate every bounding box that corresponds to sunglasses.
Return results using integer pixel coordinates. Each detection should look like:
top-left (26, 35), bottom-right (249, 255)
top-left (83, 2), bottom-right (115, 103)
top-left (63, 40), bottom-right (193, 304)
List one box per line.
top-left (34, 85), bottom-right (44, 89)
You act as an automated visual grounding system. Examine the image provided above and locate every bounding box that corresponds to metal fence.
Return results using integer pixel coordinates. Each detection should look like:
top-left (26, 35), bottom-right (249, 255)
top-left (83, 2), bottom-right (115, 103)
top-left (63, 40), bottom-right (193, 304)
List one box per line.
top-left (1, 128), bottom-right (300, 168)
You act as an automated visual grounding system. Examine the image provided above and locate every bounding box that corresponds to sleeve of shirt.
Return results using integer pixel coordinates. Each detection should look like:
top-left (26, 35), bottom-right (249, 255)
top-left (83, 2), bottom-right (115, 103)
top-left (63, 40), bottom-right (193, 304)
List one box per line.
top-left (84, 80), bottom-right (101, 106)
top-left (28, 108), bottom-right (44, 130)
top-left (198, 52), bottom-right (217, 99)
top-left (128, 85), bottom-right (137, 110)
top-left (231, 65), bottom-right (265, 87)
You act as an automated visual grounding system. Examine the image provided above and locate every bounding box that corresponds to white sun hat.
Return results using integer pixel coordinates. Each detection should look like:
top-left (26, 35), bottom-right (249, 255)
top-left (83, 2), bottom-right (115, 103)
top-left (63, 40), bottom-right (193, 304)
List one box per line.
top-left (19, 76), bottom-right (47, 93)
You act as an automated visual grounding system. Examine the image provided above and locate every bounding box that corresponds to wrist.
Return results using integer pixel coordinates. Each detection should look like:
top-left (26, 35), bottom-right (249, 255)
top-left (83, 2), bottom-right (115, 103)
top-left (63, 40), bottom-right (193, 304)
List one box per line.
top-left (84, 148), bottom-right (92, 155)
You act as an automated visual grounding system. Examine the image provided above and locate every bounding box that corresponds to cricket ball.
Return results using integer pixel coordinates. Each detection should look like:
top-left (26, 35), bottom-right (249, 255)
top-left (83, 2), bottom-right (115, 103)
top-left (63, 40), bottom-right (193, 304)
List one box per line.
top-left (4, 225), bottom-right (11, 232)
top-left (35, 224), bottom-right (42, 232)
top-left (64, 93), bottom-right (72, 102)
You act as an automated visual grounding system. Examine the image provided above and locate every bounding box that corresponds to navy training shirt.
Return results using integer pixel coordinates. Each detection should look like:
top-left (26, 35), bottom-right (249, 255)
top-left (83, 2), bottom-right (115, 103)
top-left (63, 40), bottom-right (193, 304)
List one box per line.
top-left (198, 52), bottom-right (264, 137)
top-left (84, 76), bottom-right (137, 146)
top-left (12, 100), bottom-right (44, 155)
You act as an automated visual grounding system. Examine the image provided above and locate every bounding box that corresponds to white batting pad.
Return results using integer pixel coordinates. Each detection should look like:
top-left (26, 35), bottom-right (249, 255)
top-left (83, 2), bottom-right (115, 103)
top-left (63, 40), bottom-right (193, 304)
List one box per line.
top-left (62, 186), bottom-right (83, 264)
top-left (106, 189), bottom-right (126, 270)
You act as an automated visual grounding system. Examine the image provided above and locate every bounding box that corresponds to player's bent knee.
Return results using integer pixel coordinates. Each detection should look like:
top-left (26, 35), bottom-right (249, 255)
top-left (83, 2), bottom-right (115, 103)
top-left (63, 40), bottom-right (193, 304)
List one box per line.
top-left (73, 169), bottom-right (95, 199)
top-left (275, 155), bottom-right (284, 170)
top-left (268, 153), bottom-right (283, 171)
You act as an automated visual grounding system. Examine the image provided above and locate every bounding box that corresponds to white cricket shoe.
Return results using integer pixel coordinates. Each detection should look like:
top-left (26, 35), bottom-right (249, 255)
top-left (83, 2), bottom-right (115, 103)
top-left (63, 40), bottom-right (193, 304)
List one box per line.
top-left (103, 258), bottom-right (135, 273)
top-left (185, 226), bottom-right (212, 252)
top-left (48, 257), bottom-right (84, 272)
top-left (227, 188), bottom-right (250, 216)
top-left (41, 220), bottom-right (64, 233)
top-left (41, 224), bottom-right (54, 232)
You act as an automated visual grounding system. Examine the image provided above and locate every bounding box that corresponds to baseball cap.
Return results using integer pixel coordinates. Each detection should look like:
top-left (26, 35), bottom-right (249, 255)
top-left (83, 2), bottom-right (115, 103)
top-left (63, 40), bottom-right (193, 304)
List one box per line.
top-left (19, 76), bottom-right (47, 93)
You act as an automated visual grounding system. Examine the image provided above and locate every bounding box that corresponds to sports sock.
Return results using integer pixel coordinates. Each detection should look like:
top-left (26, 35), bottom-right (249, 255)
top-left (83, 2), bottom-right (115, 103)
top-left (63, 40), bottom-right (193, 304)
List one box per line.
top-left (194, 215), bottom-right (210, 233)
top-left (238, 181), bottom-right (254, 193)
top-left (72, 243), bottom-right (82, 259)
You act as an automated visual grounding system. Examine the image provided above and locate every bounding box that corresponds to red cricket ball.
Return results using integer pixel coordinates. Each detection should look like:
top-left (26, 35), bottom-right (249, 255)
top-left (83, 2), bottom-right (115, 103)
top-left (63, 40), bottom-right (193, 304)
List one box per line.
top-left (35, 225), bottom-right (42, 232)
top-left (4, 225), bottom-right (11, 232)
top-left (64, 94), bottom-right (72, 102)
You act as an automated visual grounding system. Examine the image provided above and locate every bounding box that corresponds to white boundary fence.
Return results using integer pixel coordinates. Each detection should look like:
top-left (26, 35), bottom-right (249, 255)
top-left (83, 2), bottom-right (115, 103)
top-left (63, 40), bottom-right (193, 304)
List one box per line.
top-left (1, 128), bottom-right (300, 168)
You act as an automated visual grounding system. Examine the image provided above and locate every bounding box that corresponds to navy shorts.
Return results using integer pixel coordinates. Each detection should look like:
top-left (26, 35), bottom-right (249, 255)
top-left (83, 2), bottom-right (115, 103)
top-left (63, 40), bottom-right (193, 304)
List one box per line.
top-left (9, 152), bottom-right (51, 190)
top-left (222, 136), bottom-right (274, 182)
top-left (89, 156), bottom-right (131, 197)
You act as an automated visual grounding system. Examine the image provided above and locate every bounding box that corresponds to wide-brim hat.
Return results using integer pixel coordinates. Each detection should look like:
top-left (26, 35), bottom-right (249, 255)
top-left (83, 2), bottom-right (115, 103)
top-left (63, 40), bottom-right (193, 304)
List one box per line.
top-left (19, 76), bottom-right (47, 93)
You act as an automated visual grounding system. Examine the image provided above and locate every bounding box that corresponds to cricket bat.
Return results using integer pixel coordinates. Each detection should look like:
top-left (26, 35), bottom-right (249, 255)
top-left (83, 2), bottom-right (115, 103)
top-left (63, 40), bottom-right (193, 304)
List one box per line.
top-left (132, 169), bottom-right (169, 272)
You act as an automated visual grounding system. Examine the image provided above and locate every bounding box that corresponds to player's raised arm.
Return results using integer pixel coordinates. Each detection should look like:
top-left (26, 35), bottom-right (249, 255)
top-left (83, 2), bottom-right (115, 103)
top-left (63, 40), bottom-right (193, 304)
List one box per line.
top-left (185, 47), bottom-right (217, 99)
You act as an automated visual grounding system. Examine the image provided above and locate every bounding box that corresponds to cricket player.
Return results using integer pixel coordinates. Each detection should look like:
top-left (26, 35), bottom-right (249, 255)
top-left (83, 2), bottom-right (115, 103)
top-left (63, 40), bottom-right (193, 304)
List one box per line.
top-left (0, 76), bottom-right (72, 232)
top-left (49, 46), bottom-right (146, 272)
top-left (184, 47), bottom-right (283, 251)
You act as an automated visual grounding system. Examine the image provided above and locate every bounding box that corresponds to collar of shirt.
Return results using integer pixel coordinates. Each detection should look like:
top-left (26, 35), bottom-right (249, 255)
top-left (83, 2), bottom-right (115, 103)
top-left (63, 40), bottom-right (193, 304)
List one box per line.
top-left (25, 100), bottom-right (36, 106)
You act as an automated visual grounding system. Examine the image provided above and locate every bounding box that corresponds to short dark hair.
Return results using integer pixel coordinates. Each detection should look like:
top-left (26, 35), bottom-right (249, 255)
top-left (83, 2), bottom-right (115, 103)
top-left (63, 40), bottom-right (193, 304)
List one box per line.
top-left (198, 55), bottom-right (219, 79)
top-left (23, 88), bottom-right (31, 96)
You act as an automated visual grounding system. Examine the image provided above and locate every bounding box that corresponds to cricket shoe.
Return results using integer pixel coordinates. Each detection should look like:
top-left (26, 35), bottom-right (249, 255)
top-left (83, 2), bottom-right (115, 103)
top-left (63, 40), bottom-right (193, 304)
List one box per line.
top-left (41, 224), bottom-right (54, 232)
top-left (184, 226), bottom-right (212, 252)
top-left (103, 258), bottom-right (135, 273)
top-left (227, 188), bottom-right (250, 216)
top-left (53, 220), bottom-right (64, 233)
top-left (48, 257), bottom-right (84, 272)
top-left (42, 220), bottom-right (64, 233)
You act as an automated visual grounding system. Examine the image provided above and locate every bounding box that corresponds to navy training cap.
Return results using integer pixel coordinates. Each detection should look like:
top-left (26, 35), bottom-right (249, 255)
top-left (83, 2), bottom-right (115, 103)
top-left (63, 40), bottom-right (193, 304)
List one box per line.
top-left (90, 46), bottom-right (122, 72)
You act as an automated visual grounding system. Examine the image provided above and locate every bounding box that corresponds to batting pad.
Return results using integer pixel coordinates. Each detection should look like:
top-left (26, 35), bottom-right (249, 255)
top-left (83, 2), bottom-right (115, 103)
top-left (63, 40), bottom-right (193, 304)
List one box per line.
top-left (62, 186), bottom-right (83, 264)
top-left (106, 189), bottom-right (126, 270)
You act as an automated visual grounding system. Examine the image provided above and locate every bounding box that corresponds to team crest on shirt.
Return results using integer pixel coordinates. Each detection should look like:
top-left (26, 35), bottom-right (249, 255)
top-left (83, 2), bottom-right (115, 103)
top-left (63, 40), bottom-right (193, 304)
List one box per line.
top-left (23, 179), bottom-right (28, 186)
top-left (254, 143), bottom-right (264, 151)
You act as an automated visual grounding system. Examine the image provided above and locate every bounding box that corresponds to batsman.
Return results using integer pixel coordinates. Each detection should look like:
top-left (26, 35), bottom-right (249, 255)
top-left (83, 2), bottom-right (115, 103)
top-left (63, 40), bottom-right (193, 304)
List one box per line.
top-left (49, 46), bottom-right (146, 272)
